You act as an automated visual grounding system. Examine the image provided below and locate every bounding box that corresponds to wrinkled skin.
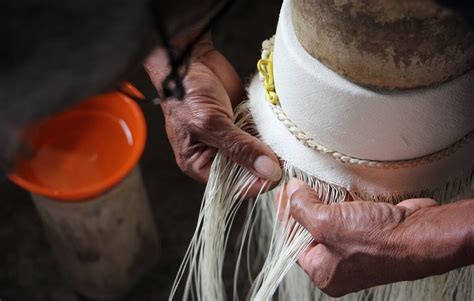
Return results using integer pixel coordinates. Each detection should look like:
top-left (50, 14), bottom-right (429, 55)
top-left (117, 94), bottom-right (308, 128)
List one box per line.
top-left (285, 179), bottom-right (474, 297)
top-left (145, 33), bottom-right (282, 190)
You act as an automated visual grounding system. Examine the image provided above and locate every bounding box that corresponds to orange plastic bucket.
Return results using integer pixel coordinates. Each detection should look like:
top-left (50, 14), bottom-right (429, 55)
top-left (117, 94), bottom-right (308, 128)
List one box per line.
top-left (9, 83), bottom-right (147, 202)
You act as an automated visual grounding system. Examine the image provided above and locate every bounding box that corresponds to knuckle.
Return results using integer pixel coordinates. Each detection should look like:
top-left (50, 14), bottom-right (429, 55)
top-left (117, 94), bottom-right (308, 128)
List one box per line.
top-left (290, 186), bottom-right (320, 206)
top-left (303, 248), bottom-right (347, 297)
top-left (289, 197), bottom-right (305, 216)
top-left (319, 259), bottom-right (353, 298)
top-left (175, 156), bottom-right (191, 174)
top-left (176, 157), bottom-right (203, 181)
top-left (290, 197), bottom-right (324, 239)
top-left (174, 147), bottom-right (195, 174)
top-left (227, 137), bottom-right (250, 157)
top-left (196, 113), bottom-right (216, 131)
top-left (313, 272), bottom-right (333, 295)
top-left (314, 272), bottom-right (343, 297)
top-left (223, 135), bottom-right (255, 164)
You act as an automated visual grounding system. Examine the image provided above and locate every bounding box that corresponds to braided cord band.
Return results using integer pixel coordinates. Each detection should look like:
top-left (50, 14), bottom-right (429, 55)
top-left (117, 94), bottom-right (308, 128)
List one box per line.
top-left (257, 39), bottom-right (474, 169)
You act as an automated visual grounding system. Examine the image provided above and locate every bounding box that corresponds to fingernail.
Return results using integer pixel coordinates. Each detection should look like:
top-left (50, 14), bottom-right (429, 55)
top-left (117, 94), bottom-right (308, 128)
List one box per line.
top-left (286, 179), bottom-right (301, 199)
top-left (254, 155), bottom-right (282, 182)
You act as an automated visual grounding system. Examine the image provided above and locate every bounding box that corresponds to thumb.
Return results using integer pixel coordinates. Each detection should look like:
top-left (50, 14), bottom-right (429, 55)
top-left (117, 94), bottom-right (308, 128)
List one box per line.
top-left (287, 178), bottom-right (329, 243)
top-left (203, 117), bottom-right (282, 182)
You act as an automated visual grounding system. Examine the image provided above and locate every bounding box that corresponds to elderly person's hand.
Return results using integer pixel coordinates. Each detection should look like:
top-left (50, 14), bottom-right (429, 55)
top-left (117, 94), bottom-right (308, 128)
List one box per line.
top-left (145, 34), bottom-right (281, 187)
top-left (285, 179), bottom-right (474, 297)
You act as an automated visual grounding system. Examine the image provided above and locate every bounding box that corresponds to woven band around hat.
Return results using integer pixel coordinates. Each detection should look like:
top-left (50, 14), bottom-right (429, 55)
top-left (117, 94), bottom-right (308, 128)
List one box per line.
top-left (257, 39), bottom-right (474, 169)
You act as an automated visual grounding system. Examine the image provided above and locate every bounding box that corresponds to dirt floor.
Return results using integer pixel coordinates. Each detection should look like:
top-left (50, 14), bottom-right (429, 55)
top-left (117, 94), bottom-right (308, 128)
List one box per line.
top-left (0, 1), bottom-right (281, 300)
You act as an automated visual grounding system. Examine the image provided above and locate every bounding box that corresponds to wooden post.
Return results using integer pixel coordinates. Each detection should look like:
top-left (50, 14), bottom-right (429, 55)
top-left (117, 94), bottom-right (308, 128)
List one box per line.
top-left (32, 167), bottom-right (159, 300)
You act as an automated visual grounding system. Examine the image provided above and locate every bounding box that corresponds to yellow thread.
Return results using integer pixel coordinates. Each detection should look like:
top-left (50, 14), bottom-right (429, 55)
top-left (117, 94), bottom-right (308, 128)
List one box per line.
top-left (257, 52), bottom-right (280, 105)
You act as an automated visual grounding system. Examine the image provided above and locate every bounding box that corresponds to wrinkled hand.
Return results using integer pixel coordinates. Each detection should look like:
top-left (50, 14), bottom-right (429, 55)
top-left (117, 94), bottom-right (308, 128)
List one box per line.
top-left (145, 34), bottom-right (281, 188)
top-left (285, 179), bottom-right (473, 297)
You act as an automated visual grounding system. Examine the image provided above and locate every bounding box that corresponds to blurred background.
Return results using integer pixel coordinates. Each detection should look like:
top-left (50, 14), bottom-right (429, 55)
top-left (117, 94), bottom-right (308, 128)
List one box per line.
top-left (0, 0), bottom-right (281, 300)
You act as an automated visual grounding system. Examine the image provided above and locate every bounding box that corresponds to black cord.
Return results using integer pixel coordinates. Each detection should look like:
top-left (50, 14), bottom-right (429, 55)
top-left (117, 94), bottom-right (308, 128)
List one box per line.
top-left (149, 0), bottom-right (236, 100)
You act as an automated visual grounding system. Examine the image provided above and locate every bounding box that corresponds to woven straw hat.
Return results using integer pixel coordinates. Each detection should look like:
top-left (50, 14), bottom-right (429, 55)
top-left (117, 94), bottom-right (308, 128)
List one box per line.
top-left (248, 0), bottom-right (474, 202)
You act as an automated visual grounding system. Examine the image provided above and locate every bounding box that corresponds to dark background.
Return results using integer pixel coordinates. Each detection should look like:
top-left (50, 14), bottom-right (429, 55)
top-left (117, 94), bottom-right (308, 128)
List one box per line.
top-left (0, 0), bottom-right (281, 300)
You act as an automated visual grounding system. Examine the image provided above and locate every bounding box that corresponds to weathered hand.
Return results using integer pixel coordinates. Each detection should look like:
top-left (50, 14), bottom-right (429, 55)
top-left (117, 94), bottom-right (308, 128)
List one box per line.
top-left (145, 34), bottom-right (281, 187)
top-left (285, 178), bottom-right (474, 297)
